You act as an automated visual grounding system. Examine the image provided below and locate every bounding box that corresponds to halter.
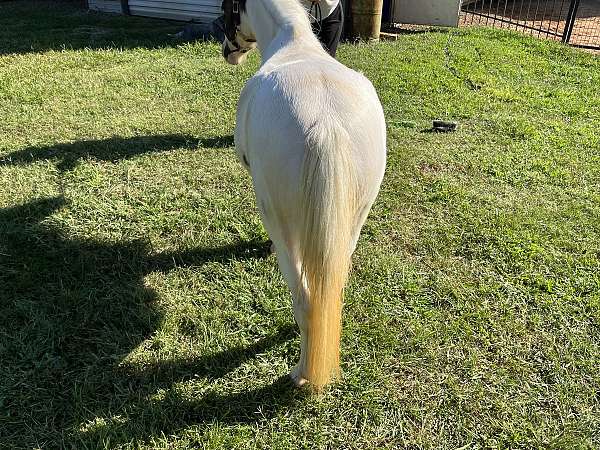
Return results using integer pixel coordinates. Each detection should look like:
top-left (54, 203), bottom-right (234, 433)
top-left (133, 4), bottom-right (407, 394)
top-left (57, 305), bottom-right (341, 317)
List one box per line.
top-left (221, 0), bottom-right (241, 45)
top-left (221, 0), bottom-right (256, 57)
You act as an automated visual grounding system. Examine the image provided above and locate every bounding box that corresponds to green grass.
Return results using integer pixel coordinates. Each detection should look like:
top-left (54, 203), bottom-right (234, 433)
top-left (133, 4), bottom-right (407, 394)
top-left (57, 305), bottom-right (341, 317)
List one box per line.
top-left (1, 1), bottom-right (599, 448)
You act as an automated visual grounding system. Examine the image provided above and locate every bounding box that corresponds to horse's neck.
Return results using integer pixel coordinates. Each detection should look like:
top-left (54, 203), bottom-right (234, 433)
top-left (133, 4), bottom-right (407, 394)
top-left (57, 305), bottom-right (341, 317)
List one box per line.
top-left (246, 0), bottom-right (323, 62)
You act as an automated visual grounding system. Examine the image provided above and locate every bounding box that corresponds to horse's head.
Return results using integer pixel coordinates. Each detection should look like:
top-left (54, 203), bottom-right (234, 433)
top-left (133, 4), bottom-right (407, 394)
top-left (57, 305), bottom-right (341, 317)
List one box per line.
top-left (221, 0), bottom-right (257, 65)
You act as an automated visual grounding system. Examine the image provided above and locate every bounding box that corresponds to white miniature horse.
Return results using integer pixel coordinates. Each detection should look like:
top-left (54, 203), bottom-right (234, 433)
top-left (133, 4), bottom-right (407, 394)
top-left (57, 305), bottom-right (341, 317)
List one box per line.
top-left (221, 0), bottom-right (386, 390)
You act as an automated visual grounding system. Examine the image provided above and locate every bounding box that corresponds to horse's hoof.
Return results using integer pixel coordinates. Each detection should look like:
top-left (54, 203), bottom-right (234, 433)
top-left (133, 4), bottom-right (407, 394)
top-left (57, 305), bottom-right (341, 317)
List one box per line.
top-left (290, 365), bottom-right (309, 387)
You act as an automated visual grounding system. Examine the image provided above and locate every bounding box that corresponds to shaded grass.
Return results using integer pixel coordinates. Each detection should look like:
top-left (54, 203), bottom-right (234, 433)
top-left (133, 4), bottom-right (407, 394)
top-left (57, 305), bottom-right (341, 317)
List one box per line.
top-left (0, 0), bottom-right (183, 55)
top-left (1, 1), bottom-right (599, 448)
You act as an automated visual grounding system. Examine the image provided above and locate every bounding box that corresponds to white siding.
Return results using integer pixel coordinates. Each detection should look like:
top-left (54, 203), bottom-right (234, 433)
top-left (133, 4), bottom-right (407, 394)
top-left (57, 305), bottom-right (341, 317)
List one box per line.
top-left (89, 0), bottom-right (222, 22)
top-left (129, 0), bottom-right (221, 22)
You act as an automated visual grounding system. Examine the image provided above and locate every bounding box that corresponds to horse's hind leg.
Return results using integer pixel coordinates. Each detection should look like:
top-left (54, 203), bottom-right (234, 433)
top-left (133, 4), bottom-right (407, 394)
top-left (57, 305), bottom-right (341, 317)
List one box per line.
top-left (256, 207), bottom-right (309, 385)
top-left (270, 244), bottom-right (310, 387)
top-left (350, 202), bottom-right (376, 254)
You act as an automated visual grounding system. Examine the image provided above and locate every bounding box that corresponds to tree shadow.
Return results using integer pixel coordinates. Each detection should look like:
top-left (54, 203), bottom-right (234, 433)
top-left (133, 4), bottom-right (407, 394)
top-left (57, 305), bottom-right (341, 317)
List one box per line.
top-left (85, 374), bottom-right (306, 444)
top-left (0, 134), bottom-right (234, 172)
top-left (0, 0), bottom-right (186, 56)
top-left (74, 373), bottom-right (306, 446)
top-left (0, 196), bottom-right (297, 448)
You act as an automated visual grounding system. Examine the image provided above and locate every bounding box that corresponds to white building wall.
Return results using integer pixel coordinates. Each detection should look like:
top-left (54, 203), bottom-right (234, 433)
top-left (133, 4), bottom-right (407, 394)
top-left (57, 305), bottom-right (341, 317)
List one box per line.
top-left (89, 0), bottom-right (221, 23)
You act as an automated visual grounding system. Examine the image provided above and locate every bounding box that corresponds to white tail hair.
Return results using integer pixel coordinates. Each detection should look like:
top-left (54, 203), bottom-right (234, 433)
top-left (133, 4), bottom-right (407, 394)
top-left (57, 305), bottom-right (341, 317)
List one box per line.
top-left (299, 117), bottom-right (358, 390)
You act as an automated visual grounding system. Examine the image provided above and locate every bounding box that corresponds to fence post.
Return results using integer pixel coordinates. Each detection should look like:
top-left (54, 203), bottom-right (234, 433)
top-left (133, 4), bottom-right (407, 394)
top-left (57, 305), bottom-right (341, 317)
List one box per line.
top-left (562, 0), bottom-right (580, 43)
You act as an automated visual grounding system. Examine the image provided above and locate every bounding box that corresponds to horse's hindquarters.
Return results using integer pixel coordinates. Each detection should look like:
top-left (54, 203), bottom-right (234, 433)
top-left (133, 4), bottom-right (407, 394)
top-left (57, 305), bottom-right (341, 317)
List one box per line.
top-left (241, 66), bottom-right (385, 212)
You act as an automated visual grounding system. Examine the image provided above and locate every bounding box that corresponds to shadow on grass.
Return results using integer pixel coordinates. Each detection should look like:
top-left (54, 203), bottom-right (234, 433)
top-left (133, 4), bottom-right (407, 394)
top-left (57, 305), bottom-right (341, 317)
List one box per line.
top-left (0, 196), bottom-right (298, 448)
top-left (379, 25), bottom-right (452, 36)
top-left (0, 0), bottom-right (186, 55)
top-left (0, 134), bottom-right (234, 172)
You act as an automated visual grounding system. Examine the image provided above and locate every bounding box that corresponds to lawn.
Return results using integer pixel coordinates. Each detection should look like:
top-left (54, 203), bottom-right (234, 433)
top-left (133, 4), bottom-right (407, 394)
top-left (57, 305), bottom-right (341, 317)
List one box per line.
top-left (1, 1), bottom-right (599, 448)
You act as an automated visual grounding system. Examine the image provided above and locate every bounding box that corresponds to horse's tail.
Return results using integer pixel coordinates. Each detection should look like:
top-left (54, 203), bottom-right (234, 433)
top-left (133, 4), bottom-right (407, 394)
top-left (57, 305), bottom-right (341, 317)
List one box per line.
top-left (299, 119), bottom-right (357, 390)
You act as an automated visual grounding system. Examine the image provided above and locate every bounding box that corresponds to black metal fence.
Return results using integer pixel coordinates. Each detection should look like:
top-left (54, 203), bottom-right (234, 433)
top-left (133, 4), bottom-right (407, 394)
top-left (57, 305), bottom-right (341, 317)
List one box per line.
top-left (460, 0), bottom-right (600, 50)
